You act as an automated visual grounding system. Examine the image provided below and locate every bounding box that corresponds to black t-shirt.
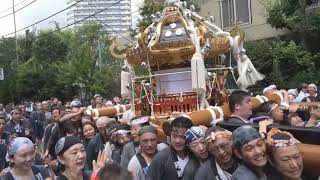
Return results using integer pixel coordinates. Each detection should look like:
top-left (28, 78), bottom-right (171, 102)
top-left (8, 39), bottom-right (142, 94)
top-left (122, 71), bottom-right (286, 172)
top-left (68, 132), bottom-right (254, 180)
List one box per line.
top-left (42, 123), bottom-right (55, 151)
top-left (5, 120), bottom-right (34, 139)
top-left (48, 124), bottom-right (63, 158)
top-left (225, 161), bottom-right (238, 175)
top-left (0, 132), bottom-right (10, 171)
top-left (268, 171), bottom-right (318, 180)
top-left (2, 165), bottom-right (50, 180)
top-left (226, 116), bottom-right (248, 124)
top-left (54, 171), bottom-right (91, 180)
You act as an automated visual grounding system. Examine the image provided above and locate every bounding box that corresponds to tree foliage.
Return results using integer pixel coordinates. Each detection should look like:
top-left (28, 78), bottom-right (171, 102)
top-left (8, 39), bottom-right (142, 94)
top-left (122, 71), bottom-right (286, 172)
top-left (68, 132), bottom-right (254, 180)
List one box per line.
top-left (246, 0), bottom-right (320, 92)
top-left (262, 0), bottom-right (320, 48)
top-left (137, 0), bottom-right (164, 31)
top-left (246, 39), bottom-right (320, 89)
top-left (0, 22), bottom-right (121, 103)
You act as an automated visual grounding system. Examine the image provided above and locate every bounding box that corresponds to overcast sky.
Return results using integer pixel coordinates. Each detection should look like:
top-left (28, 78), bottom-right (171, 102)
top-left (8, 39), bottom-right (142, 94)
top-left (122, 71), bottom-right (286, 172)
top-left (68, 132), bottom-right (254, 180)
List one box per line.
top-left (0, 0), bottom-right (142, 37)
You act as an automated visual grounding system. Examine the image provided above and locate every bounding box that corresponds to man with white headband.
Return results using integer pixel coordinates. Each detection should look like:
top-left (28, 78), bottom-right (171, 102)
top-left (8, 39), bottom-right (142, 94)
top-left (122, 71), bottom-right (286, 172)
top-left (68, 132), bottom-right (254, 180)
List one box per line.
top-left (298, 83), bottom-right (320, 122)
top-left (266, 128), bottom-right (313, 180)
top-left (257, 101), bottom-right (284, 125)
top-left (195, 126), bottom-right (238, 180)
top-left (182, 126), bottom-right (209, 180)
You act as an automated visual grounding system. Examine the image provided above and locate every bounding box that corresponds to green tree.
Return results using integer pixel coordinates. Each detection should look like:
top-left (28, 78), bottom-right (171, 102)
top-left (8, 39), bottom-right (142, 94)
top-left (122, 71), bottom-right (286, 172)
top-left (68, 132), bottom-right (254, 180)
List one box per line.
top-left (32, 31), bottom-right (69, 63)
top-left (263, 0), bottom-right (320, 49)
top-left (5, 30), bottom-right (70, 102)
top-left (246, 39), bottom-right (320, 89)
top-left (0, 37), bottom-right (16, 103)
top-left (137, 0), bottom-right (163, 31)
top-left (0, 22), bottom-right (121, 103)
top-left (55, 22), bottom-right (120, 101)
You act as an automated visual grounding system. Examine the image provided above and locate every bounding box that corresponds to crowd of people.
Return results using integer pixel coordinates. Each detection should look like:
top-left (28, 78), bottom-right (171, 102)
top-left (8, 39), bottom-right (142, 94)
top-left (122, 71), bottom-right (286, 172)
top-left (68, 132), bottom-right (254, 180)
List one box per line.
top-left (256, 83), bottom-right (320, 127)
top-left (0, 83), bottom-right (319, 180)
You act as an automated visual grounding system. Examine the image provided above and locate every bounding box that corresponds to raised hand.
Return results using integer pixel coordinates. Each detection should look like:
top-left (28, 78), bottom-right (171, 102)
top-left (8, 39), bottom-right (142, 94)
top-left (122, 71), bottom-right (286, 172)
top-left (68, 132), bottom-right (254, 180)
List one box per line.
top-left (259, 119), bottom-right (273, 134)
top-left (92, 150), bottom-right (113, 173)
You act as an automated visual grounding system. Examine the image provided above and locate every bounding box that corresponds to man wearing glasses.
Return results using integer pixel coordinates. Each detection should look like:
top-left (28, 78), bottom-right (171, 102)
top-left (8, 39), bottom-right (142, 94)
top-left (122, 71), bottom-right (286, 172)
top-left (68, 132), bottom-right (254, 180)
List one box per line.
top-left (195, 126), bottom-right (238, 180)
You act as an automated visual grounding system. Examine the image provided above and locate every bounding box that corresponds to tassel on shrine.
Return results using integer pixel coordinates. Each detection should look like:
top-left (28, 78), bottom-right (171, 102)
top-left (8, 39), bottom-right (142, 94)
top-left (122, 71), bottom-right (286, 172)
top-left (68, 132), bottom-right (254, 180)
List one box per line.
top-left (191, 52), bottom-right (206, 95)
top-left (121, 70), bottom-right (131, 98)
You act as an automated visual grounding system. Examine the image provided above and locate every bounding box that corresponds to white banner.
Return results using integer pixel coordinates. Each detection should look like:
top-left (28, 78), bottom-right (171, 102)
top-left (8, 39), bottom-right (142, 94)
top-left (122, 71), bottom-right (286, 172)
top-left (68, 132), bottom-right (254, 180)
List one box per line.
top-left (154, 67), bottom-right (192, 94)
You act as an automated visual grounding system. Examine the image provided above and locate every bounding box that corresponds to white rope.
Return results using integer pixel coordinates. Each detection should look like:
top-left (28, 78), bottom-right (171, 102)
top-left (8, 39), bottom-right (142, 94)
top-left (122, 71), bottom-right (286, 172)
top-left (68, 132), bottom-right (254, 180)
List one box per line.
top-left (115, 105), bottom-right (120, 114)
top-left (256, 95), bottom-right (264, 104)
top-left (274, 91), bottom-right (284, 103)
top-left (261, 96), bottom-right (269, 102)
top-left (92, 109), bottom-right (99, 118)
top-left (121, 105), bottom-right (126, 112)
top-left (146, 51), bottom-right (154, 115)
top-left (181, 114), bottom-right (192, 120)
top-left (206, 74), bottom-right (216, 99)
top-left (230, 68), bottom-right (237, 85)
top-left (179, 92), bottom-right (184, 102)
top-left (142, 80), bottom-right (153, 105)
top-left (207, 106), bottom-right (217, 123)
top-left (212, 106), bottom-right (224, 122)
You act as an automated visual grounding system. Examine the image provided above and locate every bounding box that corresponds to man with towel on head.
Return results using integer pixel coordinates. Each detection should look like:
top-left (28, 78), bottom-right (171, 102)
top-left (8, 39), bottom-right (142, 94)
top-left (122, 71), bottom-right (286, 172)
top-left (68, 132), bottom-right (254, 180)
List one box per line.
top-left (231, 126), bottom-right (268, 180)
top-left (182, 126), bottom-right (209, 180)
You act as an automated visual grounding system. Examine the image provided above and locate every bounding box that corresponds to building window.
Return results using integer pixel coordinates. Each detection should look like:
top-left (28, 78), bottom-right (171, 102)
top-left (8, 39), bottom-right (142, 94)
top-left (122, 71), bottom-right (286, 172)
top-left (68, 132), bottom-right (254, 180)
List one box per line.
top-left (220, 0), bottom-right (251, 29)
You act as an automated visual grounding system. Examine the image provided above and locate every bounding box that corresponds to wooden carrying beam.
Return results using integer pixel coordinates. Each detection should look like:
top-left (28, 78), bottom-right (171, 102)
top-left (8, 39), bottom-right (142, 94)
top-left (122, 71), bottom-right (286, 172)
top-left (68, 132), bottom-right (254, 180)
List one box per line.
top-left (162, 105), bottom-right (225, 136)
top-left (297, 143), bottom-right (320, 176)
top-left (218, 122), bottom-right (320, 176)
top-left (85, 104), bottom-right (132, 118)
top-left (87, 105), bottom-right (167, 142)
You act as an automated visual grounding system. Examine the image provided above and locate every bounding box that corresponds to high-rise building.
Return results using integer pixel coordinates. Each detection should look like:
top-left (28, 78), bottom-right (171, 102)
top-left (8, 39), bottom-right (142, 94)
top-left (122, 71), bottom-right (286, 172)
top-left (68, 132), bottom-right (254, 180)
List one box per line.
top-left (67, 0), bottom-right (132, 35)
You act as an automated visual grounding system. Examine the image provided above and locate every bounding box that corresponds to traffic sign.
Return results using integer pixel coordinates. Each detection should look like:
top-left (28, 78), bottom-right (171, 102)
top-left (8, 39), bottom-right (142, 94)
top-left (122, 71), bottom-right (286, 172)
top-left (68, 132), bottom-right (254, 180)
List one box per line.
top-left (0, 68), bottom-right (4, 80)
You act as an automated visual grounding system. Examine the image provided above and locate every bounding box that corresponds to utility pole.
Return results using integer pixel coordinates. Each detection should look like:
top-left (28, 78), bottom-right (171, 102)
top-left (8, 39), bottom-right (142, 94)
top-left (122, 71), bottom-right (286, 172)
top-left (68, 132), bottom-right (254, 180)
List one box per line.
top-left (12, 0), bottom-right (19, 62)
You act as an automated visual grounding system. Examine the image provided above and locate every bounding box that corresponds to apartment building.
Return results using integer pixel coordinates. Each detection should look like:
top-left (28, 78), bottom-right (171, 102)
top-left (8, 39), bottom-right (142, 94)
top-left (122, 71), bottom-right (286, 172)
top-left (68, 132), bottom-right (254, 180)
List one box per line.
top-left (67, 0), bottom-right (132, 35)
top-left (198, 0), bottom-right (290, 41)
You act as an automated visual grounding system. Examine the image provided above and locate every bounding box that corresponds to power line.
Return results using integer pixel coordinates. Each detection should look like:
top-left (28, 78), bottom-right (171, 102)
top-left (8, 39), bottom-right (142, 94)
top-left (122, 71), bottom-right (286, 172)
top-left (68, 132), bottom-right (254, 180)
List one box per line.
top-left (0, 0), bottom-right (140, 62)
top-left (0, 0), bottom-right (139, 49)
top-left (0, 0), bottom-right (29, 14)
top-left (0, 0), bottom-right (85, 37)
top-left (0, 0), bottom-right (38, 19)
top-left (2, 0), bottom-right (139, 45)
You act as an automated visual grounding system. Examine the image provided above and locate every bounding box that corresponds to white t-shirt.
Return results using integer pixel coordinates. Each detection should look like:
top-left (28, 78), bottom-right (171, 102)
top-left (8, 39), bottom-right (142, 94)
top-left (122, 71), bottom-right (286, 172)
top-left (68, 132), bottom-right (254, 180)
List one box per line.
top-left (174, 155), bottom-right (189, 177)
